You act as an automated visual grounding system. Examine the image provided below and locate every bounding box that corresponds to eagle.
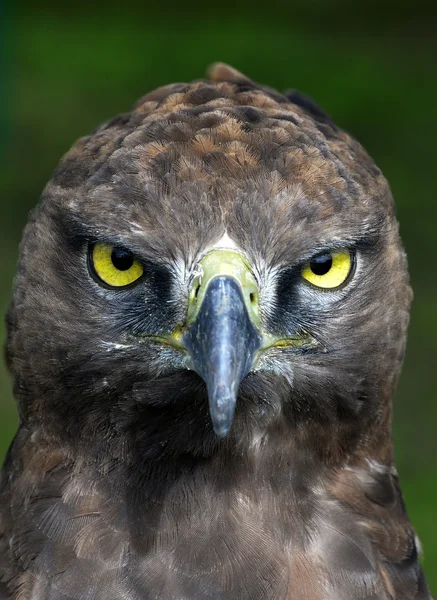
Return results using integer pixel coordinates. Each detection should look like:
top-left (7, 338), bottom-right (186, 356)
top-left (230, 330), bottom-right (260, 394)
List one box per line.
top-left (0, 63), bottom-right (431, 599)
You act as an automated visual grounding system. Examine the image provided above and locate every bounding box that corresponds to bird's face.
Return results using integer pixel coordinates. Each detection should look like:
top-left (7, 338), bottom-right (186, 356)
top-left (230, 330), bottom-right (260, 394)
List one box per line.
top-left (6, 74), bottom-right (412, 463)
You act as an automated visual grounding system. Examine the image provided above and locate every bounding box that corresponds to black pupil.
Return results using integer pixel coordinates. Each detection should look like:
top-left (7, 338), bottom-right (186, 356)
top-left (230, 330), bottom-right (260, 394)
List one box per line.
top-left (310, 253), bottom-right (333, 276)
top-left (111, 248), bottom-right (134, 271)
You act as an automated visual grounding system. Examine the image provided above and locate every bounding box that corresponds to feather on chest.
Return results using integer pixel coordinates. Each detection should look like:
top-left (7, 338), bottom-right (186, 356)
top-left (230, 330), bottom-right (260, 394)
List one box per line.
top-left (0, 436), bottom-right (427, 600)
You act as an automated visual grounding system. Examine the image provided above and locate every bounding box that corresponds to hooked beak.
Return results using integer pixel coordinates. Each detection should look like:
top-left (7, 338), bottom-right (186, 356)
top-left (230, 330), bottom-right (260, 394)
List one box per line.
top-left (151, 249), bottom-right (316, 437)
top-left (183, 250), bottom-right (262, 437)
top-left (184, 275), bottom-right (261, 437)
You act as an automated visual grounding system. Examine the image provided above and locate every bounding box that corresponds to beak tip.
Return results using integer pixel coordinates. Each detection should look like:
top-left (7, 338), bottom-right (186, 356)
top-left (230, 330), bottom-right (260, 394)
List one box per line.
top-left (212, 421), bottom-right (232, 438)
top-left (210, 394), bottom-right (236, 437)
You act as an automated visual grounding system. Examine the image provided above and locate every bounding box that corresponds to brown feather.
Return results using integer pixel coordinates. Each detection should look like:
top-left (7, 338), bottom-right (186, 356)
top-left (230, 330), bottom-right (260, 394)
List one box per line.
top-left (0, 64), bottom-right (431, 599)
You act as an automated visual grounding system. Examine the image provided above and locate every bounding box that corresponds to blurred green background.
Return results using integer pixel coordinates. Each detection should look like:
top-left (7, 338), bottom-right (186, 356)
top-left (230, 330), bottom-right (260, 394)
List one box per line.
top-left (1, 0), bottom-right (436, 590)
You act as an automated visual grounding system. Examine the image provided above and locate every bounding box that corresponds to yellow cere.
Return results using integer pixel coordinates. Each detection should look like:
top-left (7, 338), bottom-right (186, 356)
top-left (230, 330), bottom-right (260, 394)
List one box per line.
top-left (301, 249), bottom-right (352, 289)
top-left (91, 243), bottom-right (144, 287)
top-left (187, 249), bottom-right (260, 328)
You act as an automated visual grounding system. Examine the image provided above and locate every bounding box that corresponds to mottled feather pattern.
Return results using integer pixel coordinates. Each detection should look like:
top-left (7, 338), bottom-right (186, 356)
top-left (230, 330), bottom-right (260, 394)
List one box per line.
top-left (0, 64), bottom-right (431, 598)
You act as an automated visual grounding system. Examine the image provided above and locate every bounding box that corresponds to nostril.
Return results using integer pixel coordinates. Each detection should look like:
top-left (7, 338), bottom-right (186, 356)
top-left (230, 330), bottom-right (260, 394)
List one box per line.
top-left (249, 292), bottom-right (257, 305)
top-left (194, 283), bottom-right (201, 301)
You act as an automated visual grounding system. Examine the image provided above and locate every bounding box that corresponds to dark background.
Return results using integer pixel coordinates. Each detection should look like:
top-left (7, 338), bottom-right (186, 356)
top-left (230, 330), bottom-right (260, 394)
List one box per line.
top-left (1, 0), bottom-right (436, 590)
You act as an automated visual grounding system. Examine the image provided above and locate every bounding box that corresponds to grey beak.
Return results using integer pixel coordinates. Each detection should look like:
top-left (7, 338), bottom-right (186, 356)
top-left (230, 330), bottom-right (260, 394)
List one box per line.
top-left (183, 276), bottom-right (262, 437)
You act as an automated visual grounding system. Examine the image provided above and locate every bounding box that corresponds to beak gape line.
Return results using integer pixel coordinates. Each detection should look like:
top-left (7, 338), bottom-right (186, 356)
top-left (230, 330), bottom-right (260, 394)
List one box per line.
top-left (183, 250), bottom-right (262, 437)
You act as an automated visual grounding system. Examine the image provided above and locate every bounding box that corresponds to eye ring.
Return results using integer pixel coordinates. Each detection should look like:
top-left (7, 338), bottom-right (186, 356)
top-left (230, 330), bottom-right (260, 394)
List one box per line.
top-left (301, 249), bottom-right (354, 289)
top-left (88, 243), bottom-right (144, 288)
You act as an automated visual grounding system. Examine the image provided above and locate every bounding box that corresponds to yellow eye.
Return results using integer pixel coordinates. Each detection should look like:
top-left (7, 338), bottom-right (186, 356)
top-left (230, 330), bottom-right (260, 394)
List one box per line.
top-left (301, 249), bottom-right (353, 289)
top-left (90, 243), bottom-right (143, 287)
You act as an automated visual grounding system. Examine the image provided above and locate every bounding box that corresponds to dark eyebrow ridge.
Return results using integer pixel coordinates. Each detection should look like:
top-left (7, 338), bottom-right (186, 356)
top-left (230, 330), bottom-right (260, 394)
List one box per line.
top-left (53, 207), bottom-right (179, 272)
top-left (293, 232), bottom-right (381, 267)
